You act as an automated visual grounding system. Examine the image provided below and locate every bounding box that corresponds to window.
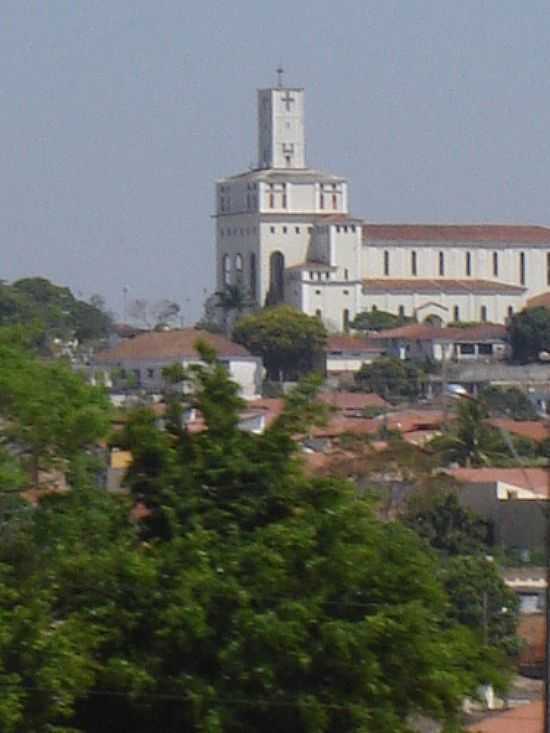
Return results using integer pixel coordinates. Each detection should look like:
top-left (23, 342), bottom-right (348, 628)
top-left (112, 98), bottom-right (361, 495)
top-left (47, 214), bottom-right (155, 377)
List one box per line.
top-left (411, 251), bottom-right (417, 276)
top-left (315, 309), bottom-right (322, 319)
top-left (343, 289), bottom-right (349, 295)
top-left (147, 368), bottom-right (155, 379)
top-left (508, 305), bottom-right (514, 320)
top-left (398, 305), bottom-right (405, 318)
top-left (453, 305), bottom-right (460, 322)
top-left (481, 305), bottom-right (488, 322)
top-left (319, 194), bottom-right (325, 210)
top-left (336, 225), bottom-right (340, 233)
top-left (332, 194), bottom-right (337, 209)
top-left (315, 289), bottom-right (321, 295)
top-left (282, 226), bottom-right (287, 234)
top-left (478, 343), bottom-right (493, 356)
top-left (459, 343), bottom-right (475, 355)
top-left (439, 251), bottom-right (445, 276)
top-left (235, 253), bottom-right (243, 271)
top-left (372, 305), bottom-right (378, 312)
top-left (223, 254), bottom-right (231, 285)
top-left (282, 194), bottom-right (287, 208)
top-left (269, 193), bottom-right (274, 208)
top-left (309, 271), bottom-right (314, 279)
top-left (520, 252), bottom-right (526, 285)
top-left (493, 252), bottom-right (499, 277)
top-left (343, 308), bottom-right (350, 332)
top-left (270, 226), bottom-right (275, 234)
top-left (249, 253), bottom-right (257, 298)
top-left (295, 226), bottom-right (300, 234)
top-left (466, 251), bottom-right (472, 277)
top-left (344, 268), bottom-right (349, 280)
top-left (383, 250), bottom-right (390, 276)
top-left (351, 225), bottom-right (356, 232)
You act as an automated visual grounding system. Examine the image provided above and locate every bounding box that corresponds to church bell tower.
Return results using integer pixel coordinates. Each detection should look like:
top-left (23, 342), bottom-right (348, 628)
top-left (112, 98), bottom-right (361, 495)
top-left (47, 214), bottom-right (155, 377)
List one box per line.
top-left (257, 69), bottom-right (305, 170)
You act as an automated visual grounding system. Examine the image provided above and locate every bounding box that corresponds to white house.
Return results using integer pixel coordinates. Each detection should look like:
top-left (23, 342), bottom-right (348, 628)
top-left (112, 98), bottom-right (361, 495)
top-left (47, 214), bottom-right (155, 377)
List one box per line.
top-left (216, 78), bottom-right (550, 329)
top-left (93, 328), bottom-right (262, 399)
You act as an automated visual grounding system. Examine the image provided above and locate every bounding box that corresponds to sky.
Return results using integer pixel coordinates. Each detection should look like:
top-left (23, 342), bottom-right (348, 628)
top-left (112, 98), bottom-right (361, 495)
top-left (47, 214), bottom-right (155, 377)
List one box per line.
top-left (2, 1), bottom-right (550, 322)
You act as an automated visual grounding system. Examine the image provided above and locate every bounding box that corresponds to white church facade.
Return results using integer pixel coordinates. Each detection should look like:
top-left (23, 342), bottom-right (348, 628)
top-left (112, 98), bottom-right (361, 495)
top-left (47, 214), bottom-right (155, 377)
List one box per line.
top-left (215, 81), bottom-right (550, 330)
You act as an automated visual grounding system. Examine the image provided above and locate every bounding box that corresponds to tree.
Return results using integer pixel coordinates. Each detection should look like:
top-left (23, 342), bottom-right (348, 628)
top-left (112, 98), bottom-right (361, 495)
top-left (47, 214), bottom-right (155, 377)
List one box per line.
top-left (444, 556), bottom-right (519, 656)
top-left (0, 341), bottom-right (111, 487)
top-left (215, 284), bottom-right (255, 335)
top-left (0, 278), bottom-right (113, 344)
top-left (354, 357), bottom-right (427, 401)
top-left (233, 305), bottom-right (327, 381)
top-left (480, 385), bottom-right (538, 421)
top-left (350, 309), bottom-right (413, 332)
top-left (404, 491), bottom-right (492, 557)
top-left (0, 345), bottom-right (511, 732)
top-left (429, 397), bottom-right (508, 467)
top-left (508, 306), bottom-right (550, 363)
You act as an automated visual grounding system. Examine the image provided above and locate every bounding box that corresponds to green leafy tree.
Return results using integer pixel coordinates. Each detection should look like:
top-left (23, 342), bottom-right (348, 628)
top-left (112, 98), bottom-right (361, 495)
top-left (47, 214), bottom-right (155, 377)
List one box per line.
top-left (444, 556), bottom-right (520, 656)
top-left (0, 344), bottom-right (511, 732)
top-left (354, 356), bottom-right (426, 401)
top-left (404, 491), bottom-right (492, 557)
top-left (350, 309), bottom-right (413, 332)
top-left (508, 306), bottom-right (550, 363)
top-left (215, 284), bottom-right (255, 334)
top-left (480, 385), bottom-right (538, 421)
top-left (0, 342), bottom-right (111, 487)
top-left (0, 277), bottom-right (113, 344)
top-left (233, 305), bottom-right (327, 381)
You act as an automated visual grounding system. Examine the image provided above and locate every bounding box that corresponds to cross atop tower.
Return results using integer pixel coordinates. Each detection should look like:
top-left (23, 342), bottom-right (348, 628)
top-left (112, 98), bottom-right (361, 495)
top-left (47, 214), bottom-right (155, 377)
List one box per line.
top-left (276, 65), bottom-right (284, 89)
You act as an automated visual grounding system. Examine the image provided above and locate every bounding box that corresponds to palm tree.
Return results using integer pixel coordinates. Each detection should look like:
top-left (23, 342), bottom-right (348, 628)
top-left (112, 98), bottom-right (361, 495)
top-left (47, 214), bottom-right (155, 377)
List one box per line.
top-left (214, 285), bottom-right (255, 336)
top-left (430, 397), bottom-right (508, 467)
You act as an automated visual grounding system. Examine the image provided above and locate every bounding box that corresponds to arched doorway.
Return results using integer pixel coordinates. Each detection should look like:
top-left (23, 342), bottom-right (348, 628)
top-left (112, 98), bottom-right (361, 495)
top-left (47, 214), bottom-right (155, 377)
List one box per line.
top-left (424, 314), bottom-right (443, 327)
top-left (267, 251), bottom-right (285, 304)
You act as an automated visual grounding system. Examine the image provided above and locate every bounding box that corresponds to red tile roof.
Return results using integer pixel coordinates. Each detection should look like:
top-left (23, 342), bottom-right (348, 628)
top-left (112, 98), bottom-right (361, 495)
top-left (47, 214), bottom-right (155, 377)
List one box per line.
top-left (318, 391), bottom-right (389, 411)
top-left (527, 291), bottom-right (550, 309)
top-left (363, 224), bottom-right (550, 245)
top-left (325, 335), bottom-right (384, 353)
top-left (449, 467), bottom-right (550, 497)
top-left (376, 323), bottom-right (507, 342)
top-left (465, 700), bottom-right (542, 732)
top-left (375, 323), bottom-right (458, 340)
top-left (363, 278), bottom-right (525, 294)
top-left (95, 329), bottom-right (252, 362)
top-left (489, 419), bottom-right (549, 443)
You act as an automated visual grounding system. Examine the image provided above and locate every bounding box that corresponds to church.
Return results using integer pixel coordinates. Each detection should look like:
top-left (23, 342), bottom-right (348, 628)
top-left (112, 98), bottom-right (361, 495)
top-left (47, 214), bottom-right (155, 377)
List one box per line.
top-left (215, 78), bottom-right (550, 330)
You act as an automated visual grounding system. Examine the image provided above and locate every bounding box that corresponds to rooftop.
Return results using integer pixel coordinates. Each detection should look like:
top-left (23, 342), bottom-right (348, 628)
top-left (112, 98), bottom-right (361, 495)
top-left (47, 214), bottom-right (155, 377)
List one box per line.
top-left (363, 224), bottom-right (550, 246)
top-left (325, 334), bottom-right (384, 353)
top-left (95, 329), bottom-right (252, 363)
top-left (375, 323), bottom-right (507, 342)
top-left (363, 278), bottom-right (525, 294)
top-left (449, 467), bottom-right (550, 497)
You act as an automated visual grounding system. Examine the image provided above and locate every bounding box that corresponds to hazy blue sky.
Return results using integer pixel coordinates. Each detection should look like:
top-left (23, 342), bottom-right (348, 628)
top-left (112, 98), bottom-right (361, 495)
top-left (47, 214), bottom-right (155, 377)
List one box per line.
top-left (2, 1), bottom-right (550, 320)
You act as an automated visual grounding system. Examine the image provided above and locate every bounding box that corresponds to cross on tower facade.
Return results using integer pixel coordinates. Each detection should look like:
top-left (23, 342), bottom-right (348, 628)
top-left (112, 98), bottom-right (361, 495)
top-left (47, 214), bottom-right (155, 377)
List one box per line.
top-left (281, 90), bottom-right (295, 111)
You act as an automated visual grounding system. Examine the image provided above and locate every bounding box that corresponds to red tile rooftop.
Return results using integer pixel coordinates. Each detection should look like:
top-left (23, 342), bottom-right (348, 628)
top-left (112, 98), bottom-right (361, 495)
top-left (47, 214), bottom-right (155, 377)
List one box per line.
top-left (488, 419), bottom-right (549, 443)
top-left (325, 334), bottom-right (384, 352)
top-left (95, 328), bottom-right (252, 362)
top-left (449, 467), bottom-right (550, 496)
top-left (363, 278), bottom-right (525, 294)
top-left (363, 223), bottom-right (550, 245)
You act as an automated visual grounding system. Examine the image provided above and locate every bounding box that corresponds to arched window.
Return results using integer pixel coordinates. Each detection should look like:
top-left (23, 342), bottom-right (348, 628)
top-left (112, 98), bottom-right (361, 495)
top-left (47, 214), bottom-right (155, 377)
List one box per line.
top-left (223, 254), bottom-right (231, 286)
top-left (235, 253), bottom-right (243, 272)
top-left (466, 251), bottom-right (472, 277)
top-left (411, 251), bottom-right (417, 276)
top-left (493, 252), bottom-right (499, 277)
top-left (439, 251), bottom-right (445, 276)
top-left (268, 251), bottom-right (285, 304)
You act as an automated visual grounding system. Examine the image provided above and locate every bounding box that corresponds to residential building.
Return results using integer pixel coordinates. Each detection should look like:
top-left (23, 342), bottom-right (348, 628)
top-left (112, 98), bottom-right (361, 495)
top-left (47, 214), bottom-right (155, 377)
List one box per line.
top-left (93, 328), bottom-right (262, 399)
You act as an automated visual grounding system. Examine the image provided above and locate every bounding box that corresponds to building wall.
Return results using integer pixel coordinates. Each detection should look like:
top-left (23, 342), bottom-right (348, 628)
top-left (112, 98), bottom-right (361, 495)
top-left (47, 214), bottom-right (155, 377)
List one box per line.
top-left (362, 241), bottom-right (550, 300)
top-left (94, 356), bottom-right (262, 400)
top-left (360, 289), bottom-right (523, 324)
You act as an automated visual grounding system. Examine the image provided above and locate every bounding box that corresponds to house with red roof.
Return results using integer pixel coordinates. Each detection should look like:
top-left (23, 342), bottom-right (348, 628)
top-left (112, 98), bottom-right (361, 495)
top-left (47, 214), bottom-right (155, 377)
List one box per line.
top-left (93, 328), bottom-right (263, 399)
